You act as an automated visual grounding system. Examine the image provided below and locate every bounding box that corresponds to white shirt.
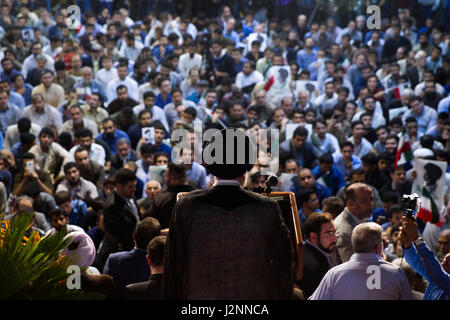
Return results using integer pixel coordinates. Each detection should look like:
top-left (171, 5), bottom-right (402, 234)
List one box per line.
top-left (234, 70), bottom-right (264, 89)
top-left (133, 104), bottom-right (169, 132)
top-left (95, 67), bottom-right (118, 90)
top-left (23, 104), bottom-right (63, 132)
top-left (22, 53), bottom-right (55, 77)
top-left (347, 136), bottom-right (373, 159)
top-left (69, 142), bottom-right (106, 166)
top-left (178, 52), bottom-right (203, 78)
top-left (106, 77), bottom-right (139, 102)
top-left (4, 122), bottom-right (41, 150)
top-left (138, 83), bottom-right (160, 102)
top-left (309, 253), bottom-right (412, 300)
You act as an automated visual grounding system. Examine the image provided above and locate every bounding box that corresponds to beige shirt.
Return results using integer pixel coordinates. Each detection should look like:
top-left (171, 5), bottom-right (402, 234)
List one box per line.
top-left (32, 83), bottom-right (65, 108)
top-left (29, 142), bottom-right (74, 182)
top-left (81, 104), bottom-right (109, 132)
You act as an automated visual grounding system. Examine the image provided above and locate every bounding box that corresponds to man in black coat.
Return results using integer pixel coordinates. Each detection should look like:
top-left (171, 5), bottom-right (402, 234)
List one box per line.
top-left (146, 162), bottom-right (194, 229)
top-left (163, 128), bottom-right (295, 299)
top-left (298, 212), bottom-right (337, 298)
top-left (94, 168), bottom-right (140, 272)
top-left (123, 235), bottom-right (166, 300)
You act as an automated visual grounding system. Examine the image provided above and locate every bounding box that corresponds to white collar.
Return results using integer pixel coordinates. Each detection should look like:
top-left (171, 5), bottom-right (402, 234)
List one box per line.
top-left (213, 179), bottom-right (242, 187)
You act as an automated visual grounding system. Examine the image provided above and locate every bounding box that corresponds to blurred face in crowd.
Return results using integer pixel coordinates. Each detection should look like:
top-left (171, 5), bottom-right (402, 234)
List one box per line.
top-left (285, 160), bottom-right (299, 174)
top-left (89, 94), bottom-right (100, 109)
top-left (313, 222), bottom-right (337, 253)
top-left (81, 68), bottom-right (93, 83)
top-left (325, 83), bottom-right (334, 98)
top-left (299, 169), bottom-right (315, 189)
top-left (342, 145), bottom-right (353, 161)
top-left (160, 80), bottom-right (171, 95)
top-left (39, 133), bottom-right (53, 150)
top-left (205, 91), bottom-right (217, 107)
top-left (66, 166), bottom-right (80, 185)
top-left (50, 214), bottom-right (69, 231)
top-left (117, 87), bottom-right (129, 102)
top-left (155, 155), bottom-right (169, 166)
top-left (385, 138), bottom-right (398, 154)
top-left (141, 151), bottom-right (154, 167)
top-left (71, 55), bottom-right (82, 70)
top-left (118, 66), bottom-right (128, 79)
top-left (273, 109), bottom-right (286, 125)
top-left (102, 120), bottom-right (116, 138)
top-left (254, 90), bottom-right (266, 105)
top-left (391, 167), bottom-right (406, 187)
top-left (79, 135), bottom-right (93, 150)
top-left (70, 107), bottom-right (83, 124)
top-left (154, 128), bottom-right (165, 144)
top-left (361, 115), bottom-right (372, 129)
top-left (116, 179), bottom-right (137, 199)
top-left (298, 91), bottom-right (309, 106)
top-left (230, 103), bottom-right (244, 120)
top-left (75, 150), bottom-right (90, 169)
top-left (406, 121), bottom-right (418, 138)
top-left (144, 95), bottom-right (155, 108)
top-left (32, 95), bottom-right (45, 113)
top-left (139, 111), bottom-right (152, 127)
top-left (314, 121), bottom-right (327, 139)
top-left (117, 142), bottom-right (130, 160)
top-left (145, 180), bottom-right (161, 200)
top-left (172, 91), bottom-right (183, 105)
top-left (348, 187), bottom-right (374, 219)
top-left (410, 99), bottom-right (424, 116)
top-left (352, 123), bottom-right (365, 139)
top-left (41, 72), bottom-right (53, 87)
top-left (376, 128), bottom-right (388, 143)
top-left (292, 134), bottom-right (307, 150)
top-left (378, 158), bottom-right (389, 172)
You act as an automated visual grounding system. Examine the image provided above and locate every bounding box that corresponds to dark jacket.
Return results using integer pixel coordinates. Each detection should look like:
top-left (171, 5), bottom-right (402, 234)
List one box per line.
top-left (103, 248), bottom-right (150, 292)
top-left (298, 241), bottom-right (331, 298)
top-left (162, 185), bottom-right (295, 299)
top-left (146, 184), bottom-right (195, 229)
top-left (110, 150), bottom-right (138, 175)
top-left (123, 274), bottom-right (163, 300)
top-left (79, 160), bottom-right (105, 194)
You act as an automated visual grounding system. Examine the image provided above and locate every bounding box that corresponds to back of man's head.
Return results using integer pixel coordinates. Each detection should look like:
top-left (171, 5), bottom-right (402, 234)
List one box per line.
top-left (351, 222), bottom-right (382, 253)
top-left (147, 235), bottom-right (167, 267)
top-left (134, 217), bottom-right (161, 250)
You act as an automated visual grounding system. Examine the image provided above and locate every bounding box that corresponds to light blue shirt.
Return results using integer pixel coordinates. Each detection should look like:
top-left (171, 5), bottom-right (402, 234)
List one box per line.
top-left (309, 253), bottom-right (413, 300)
top-left (402, 105), bottom-right (438, 135)
top-left (297, 48), bottom-right (317, 70)
top-left (186, 162), bottom-right (207, 189)
top-left (334, 154), bottom-right (362, 178)
top-left (9, 92), bottom-right (26, 111)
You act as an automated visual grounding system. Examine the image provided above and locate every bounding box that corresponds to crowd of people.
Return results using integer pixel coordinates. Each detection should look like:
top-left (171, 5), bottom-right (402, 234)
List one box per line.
top-left (0, 0), bottom-right (449, 300)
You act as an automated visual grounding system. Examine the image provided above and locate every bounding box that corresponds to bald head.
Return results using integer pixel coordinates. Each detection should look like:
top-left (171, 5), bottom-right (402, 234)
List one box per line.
top-left (299, 168), bottom-right (315, 189)
top-left (345, 183), bottom-right (374, 220)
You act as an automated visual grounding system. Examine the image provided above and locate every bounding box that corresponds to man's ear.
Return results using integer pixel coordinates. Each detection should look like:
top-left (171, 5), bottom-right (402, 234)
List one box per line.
top-left (146, 254), bottom-right (152, 266)
top-left (310, 232), bottom-right (319, 244)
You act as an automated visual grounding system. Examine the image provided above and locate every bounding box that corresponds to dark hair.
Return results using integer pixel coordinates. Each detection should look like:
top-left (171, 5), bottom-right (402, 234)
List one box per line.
top-left (380, 191), bottom-right (398, 204)
top-left (134, 217), bottom-right (161, 250)
top-left (146, 235), bottom-right (166, 266)
top-left (351, 120), bottom-right (363, 130)
top-left (17, 118), bottom-right (31, 133)
top-left (74, 146), bottom-right (90, 157)
top-left (63, 162), bottom-right (78, 173)
top-left (405, 116), bottom-right (417, 124)
top-left (167, 162), bottom-right (186, 182)
top-left (39, 127), bottom-right (54, 138)
top-left (143, 91), bottom-right (156, 100)
top-left (361, 153), bottom-right (377, 166)
top-left (74, 128), bottom-right (93, 139)
top-left (341, 141), bottom-right (355, 150)
top-left (48, 208), bottom-right (68, 219)
top-left (388, 205), bottom-right (403, 219)
top-left (114, 168), bottom-right (136, 185)
top-left (20, 132), bottom-right (35, 146)
top-left (138, 109), bottom-right (152, 119)
top-left (141, 143), bottom-right (157, 155)
top-left (54, 191), bottom-right (72, 206)
top-left (293, 126), bottom-right (308, 138)
top-left (319, 153), bottom-right (333, 164)
top-left (322, 197), bottom-right (345, 217)
top-left (22, 152), bottom-right (35, 161)
top-left (303, 212), bottom-right (333, 240)
top-left (296, 189), bottom-right (316, 206)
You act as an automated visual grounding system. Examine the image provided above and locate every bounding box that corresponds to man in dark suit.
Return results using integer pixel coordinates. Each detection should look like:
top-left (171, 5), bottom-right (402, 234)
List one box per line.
top-left (103, 217), bottom-right (161, 294)
top-left (298, 212), bottom-right (337, 298)
top-left (146, 162), bottom-right (194, 229)
top-left (163, 128), bottom-right (295, 299)
top-left (123, 235), bottom-right (166, 300)
top-left (94, 168), bottom-right (140, 271)
top-left (406, 50), bottom-right (427, 88)
top-left (109, 139), bottom-right (138, 175)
